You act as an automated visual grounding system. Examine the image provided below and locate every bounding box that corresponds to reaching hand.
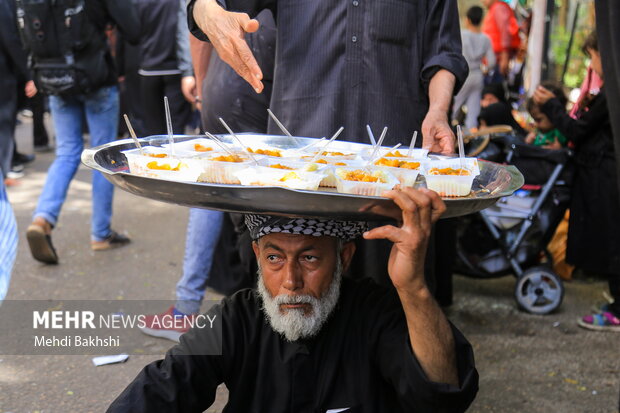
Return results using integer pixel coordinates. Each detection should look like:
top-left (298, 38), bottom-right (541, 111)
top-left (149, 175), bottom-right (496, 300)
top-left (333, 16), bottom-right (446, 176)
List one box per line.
top-left (363, 187), bottom-right (446, 293)
top-left (193, 0), bottom-right (263, 93)
top-left (24, 80), bottom-right (37, 98)
top-left (181, 76), bottom-right (197, 103)
top-left (422, 109), bottom-right (455, 155)
top-left (533, 86), bottom-right (555, 106)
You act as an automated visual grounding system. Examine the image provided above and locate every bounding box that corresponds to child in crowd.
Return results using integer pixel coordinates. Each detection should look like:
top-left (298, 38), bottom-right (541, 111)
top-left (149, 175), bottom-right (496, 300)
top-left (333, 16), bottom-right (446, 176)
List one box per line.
top-left (452, 6), bottom-right (495, 131)
top-left (526, 81), bottom-right (568, 150)
top-left (534, 32), bottom-right (620, 331)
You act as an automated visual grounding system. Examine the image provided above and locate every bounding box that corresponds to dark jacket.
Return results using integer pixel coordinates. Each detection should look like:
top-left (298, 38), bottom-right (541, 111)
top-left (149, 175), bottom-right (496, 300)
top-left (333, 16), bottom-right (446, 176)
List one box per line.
top-left (135, 0), bottom-right (190, 75)
top-left (0, 0), bottom-right (29, 85)
top-left (542, 91), bottom-right (620, 274)
top-left (86, 0), bottom-right (141, 86)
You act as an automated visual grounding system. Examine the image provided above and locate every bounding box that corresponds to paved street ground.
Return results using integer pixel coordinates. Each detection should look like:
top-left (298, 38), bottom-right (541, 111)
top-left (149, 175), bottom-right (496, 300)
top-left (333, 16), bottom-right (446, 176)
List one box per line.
top-left (2, 116), bottom-right (619, 412)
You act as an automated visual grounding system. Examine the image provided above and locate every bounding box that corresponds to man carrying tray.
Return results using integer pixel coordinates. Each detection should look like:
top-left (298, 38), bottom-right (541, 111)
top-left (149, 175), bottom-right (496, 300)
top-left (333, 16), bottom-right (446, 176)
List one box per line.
top-left (108, 187), bottom-right (479, 412)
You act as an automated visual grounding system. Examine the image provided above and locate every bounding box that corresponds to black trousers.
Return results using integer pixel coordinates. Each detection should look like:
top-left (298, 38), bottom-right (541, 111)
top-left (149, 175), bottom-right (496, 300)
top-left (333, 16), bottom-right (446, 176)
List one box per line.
top-left (0, 79), bottom-right (17, 176)
top-left (30, 93), bottom-right (49, 147)
top-left (140, 74), bottom-right (191, 136)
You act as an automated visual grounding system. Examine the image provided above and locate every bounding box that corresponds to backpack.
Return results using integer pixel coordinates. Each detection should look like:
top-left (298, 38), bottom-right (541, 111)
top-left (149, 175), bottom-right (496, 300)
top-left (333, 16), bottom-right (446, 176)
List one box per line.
top-left (15, 0), bottom-right (110, 95)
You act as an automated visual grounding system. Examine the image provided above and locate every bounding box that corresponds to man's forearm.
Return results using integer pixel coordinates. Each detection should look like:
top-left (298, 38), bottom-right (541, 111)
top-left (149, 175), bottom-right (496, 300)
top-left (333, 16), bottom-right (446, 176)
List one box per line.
top-left (190, 35), bottom-right (213, 98)
top-left (428, 69), bottom-right (456, 115)
top-left (397, 287), bottom-right (459, 386)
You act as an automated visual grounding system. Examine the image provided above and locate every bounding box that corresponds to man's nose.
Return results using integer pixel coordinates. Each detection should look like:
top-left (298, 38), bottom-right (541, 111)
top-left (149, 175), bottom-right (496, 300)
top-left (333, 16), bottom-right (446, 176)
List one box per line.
top-left (282, 260), bottom-right (303, 291)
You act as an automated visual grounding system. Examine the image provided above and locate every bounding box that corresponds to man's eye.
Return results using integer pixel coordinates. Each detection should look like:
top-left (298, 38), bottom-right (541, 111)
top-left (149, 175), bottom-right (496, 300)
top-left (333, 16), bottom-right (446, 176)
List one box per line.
top-left (267, 255), bottom-right (279, 262)
top-left (303, 255), bottom-right (318, 262)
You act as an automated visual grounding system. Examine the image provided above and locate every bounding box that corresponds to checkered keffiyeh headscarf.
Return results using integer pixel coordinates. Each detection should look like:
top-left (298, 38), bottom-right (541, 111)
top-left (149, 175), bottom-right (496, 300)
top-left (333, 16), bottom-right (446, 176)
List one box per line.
top-left (245, 215), bottom-right (367, 242)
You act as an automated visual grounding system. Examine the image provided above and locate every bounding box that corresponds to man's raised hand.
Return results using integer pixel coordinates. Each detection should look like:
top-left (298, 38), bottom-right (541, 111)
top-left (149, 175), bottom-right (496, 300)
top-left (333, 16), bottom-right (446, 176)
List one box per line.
top-left (193, 0), bottom-right (264, 93)
top-left (363, 187), bottom-right (446, 293)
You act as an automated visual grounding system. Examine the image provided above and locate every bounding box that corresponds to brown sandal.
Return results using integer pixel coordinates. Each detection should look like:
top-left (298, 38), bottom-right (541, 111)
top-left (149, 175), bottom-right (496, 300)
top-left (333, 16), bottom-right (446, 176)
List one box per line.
top-left (26, 223), bottom-right (58, 264)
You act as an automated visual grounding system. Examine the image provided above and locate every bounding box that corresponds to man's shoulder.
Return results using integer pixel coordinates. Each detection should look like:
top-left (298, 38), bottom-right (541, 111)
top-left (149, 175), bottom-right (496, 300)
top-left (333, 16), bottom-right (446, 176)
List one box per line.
top-left (341, 277), bottom-right (401, 312)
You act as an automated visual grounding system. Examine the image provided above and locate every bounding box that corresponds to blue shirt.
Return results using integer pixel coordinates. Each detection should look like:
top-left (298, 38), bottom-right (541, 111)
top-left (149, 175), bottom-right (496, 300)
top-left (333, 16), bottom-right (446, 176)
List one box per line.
top-left (0, 176), bottom-right (17, 302)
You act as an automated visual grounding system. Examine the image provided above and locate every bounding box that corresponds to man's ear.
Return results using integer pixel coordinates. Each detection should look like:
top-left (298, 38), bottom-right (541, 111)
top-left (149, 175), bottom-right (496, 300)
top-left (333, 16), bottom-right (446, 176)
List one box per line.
top-left (340, 241), bottom-right (356, 273)
top-left (252, 240), bottom-right (260, 261)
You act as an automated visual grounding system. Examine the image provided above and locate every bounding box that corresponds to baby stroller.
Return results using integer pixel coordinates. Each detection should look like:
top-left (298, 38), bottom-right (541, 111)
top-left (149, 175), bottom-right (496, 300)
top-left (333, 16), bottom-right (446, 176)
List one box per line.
top-left (455, 131), bottom-right (573, 314)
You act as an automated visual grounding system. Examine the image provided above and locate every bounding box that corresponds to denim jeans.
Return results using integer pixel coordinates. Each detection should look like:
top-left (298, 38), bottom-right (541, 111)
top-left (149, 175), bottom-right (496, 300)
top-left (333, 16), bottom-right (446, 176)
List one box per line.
top-left (34, 86), bottom-right (119, 241)
top-left (175, 208), bottom-right (224, 315)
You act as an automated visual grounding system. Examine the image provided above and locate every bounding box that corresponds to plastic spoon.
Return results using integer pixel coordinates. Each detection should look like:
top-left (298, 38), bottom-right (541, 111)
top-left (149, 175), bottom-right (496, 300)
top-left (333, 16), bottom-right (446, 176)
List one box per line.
top-left (123, 114), bottom-right (143, 155)
top-left (457, 125), bottom-right (466, 176)
top-left (267, 109), bottom-right (292, 137)
top-left (366, 127), bottom-right (388, 165)
top-left (308, 127), bottom-right (344, 164)
top-left (366, 143), bottom-right (401, 169)
top-left (297, 137), bottom-right (326, 152)
top-left (218, 118), bottom-right (260, 165)
top-left (164, 96), bottom-right (175, 156)
top-left (204, 132), bottom-right (238, 158)
top-left (406, 131), bottom-right (418, 158)
top-left (366, 125), bottom-right (377, 146)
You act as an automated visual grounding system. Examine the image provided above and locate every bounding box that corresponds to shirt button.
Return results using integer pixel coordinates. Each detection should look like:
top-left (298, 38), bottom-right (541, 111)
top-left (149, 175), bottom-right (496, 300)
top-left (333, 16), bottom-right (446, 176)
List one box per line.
top-left (353, 0), bottom-right (359, 6)
top-left (352, 36), bottom-right (357, 43)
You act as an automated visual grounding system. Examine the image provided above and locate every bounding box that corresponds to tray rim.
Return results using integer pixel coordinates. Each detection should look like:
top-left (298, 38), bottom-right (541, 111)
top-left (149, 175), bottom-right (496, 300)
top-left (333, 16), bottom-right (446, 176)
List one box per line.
top-left (81, 134), bottom-right (525, 220)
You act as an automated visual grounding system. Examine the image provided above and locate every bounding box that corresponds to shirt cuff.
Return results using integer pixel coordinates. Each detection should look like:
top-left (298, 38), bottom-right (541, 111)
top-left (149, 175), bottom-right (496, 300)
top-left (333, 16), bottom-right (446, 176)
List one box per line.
top-left (403, 323), bottom-right (479, 408)
top-left (421, 53), bottom-right (469, 95)
top-left (187, 0), bottom-right (227, 42)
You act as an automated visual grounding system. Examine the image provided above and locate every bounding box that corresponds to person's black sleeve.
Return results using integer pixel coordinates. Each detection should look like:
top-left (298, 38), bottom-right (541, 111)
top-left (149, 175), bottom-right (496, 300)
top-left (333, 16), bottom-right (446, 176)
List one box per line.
top-left (105, 0), bottom-right (141, 44)
top-left (187, 0), bottom-right (276, 42)
top-left (371, 293), bottom-right (479, 412)
top-left (106, 304), bottom-right (229, 412)
top-left (0, 1), bottom-right (31, 82)
top-left (541, 94), bottom-right (608, 146)
top-left (420, 0), bottom-right (469, 94)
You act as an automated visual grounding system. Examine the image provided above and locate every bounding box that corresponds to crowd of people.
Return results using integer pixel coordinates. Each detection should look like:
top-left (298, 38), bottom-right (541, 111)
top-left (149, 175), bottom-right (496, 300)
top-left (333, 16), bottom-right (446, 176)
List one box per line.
top-left (1, 0), bottom-right (620, 410)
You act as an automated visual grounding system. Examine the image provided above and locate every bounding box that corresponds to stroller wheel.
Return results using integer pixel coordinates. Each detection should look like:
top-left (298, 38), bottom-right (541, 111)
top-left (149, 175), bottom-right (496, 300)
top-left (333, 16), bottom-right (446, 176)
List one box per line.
top-left (515, 266), bottom-right (564, 314)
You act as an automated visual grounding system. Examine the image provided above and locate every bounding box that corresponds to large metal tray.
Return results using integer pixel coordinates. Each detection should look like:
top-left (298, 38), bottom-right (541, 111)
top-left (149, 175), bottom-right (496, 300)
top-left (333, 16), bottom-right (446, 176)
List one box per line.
top-left (81, 134), bottom-right (524, 221)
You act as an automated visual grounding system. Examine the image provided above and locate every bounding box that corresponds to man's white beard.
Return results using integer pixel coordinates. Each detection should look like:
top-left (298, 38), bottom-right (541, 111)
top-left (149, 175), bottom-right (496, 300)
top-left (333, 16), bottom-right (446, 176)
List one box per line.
top-left (257, 259), bottom-right (342, 342)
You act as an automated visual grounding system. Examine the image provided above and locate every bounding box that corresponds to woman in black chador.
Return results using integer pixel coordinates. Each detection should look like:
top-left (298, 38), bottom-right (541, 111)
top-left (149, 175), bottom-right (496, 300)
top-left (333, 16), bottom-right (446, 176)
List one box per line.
top-left (534, 32), bottom-right (620, 331)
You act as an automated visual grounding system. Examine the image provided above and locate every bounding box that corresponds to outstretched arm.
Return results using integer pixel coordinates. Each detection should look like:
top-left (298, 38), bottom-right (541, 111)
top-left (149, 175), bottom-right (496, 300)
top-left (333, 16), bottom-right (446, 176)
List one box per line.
top-left (364, 187), bottom-right (458, 386)
top-left (191, 0), bottom-right (264, 93)
top-left (422, 70), bottom-right (457, 155)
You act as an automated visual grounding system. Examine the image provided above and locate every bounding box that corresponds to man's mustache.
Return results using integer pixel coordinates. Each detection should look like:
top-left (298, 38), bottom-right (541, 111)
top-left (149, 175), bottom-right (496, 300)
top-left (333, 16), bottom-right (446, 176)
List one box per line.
top-left (274, 294), bottom-right (315, 306)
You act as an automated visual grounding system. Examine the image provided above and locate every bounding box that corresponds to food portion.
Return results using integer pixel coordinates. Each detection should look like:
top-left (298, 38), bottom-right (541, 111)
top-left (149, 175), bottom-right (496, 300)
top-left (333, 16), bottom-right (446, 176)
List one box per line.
top-left (121, 137), bottom-right (489, 199)
top-left (427, 167), bottom-right (471, 176)
top-left (374, 158), bottom-right (421, 170)
top-left (209, 154), bottom-right (245, 163)
top-left (146, 161), bottom-right (187, 171)
top-left (337, 169), bottom-right (388, 183)
top-left (247, 147), bottom-right (282, 157)
top-left (194, 143), bottom-right (213, 152)
top-left (334, 168), bottom-right (399, 196)
top-left (384, 150), bottom-right (406, 157)
top-left (269, 163), bottom-right (295, 170)
top-left (421, 158), bottom-right (480, 197)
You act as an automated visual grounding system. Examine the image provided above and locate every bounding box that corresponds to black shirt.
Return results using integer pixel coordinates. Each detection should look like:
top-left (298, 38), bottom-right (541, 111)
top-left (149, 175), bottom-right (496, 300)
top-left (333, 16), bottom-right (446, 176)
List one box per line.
top-left (108, 278), bottom-right (478, 412)
top-left (187, 0), bottom-right (468, 145)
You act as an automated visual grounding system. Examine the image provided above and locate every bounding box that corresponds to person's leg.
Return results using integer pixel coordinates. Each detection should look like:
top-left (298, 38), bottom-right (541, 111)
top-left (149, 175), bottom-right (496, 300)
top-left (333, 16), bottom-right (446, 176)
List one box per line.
top-left (464, 73), bottom-right (484, 131)
top-left (140, 76), bottom-right (166, 136)
top-left (33, 95), bottom-right (84, 226)
top-left (578, 273), bottom-right (620, 331)
top-left (32, 93), bottom-right (49, 148)
top-left (608, 275), bottom-right (620, 317)
top-left (175, 208), bottom-right (224, 315)
top-left (27, 95), bottom-right (83, 263)
top-left (83, 86), bottom-right (120, 242)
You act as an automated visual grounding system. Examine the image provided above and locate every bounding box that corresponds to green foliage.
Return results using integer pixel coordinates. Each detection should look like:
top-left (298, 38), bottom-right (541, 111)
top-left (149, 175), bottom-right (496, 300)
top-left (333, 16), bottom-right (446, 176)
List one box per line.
top-left (549, 6), bottom-right (593, 89)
